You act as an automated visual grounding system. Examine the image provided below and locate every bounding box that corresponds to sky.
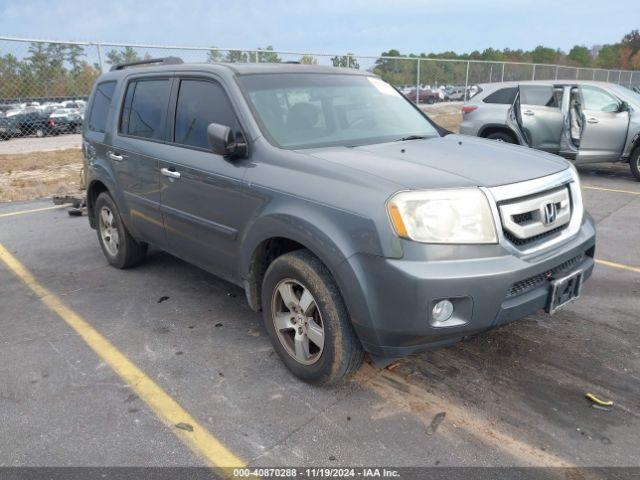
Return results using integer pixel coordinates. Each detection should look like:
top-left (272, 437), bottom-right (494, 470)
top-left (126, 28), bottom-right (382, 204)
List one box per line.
top-left (0, 0), bottom-right (638, 56)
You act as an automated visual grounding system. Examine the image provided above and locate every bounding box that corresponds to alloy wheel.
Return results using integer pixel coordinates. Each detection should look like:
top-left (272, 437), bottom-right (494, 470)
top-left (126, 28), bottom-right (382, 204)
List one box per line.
top-left (99, 206), bottom-right (120, 257)
top-left (271, 278), bottom-right (325, 365)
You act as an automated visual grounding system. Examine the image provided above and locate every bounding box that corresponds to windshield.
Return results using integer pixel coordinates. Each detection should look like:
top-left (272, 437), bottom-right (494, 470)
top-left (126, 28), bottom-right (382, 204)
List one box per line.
top-left (239, 73), bottom-right (439, 149)
top-left (608, 84), bottom-right (640, 107)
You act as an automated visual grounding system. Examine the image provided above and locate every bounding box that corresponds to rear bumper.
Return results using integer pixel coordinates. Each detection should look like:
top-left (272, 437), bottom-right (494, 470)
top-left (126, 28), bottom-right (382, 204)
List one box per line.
top-left (337, 215), bottom-right (596, 358)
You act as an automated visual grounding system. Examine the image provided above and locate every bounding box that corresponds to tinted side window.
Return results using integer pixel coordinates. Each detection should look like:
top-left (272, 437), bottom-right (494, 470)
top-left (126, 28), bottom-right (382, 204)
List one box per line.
top-left (581, 86), bottom-right (620, 112)
top-left (483, 87), bottom-right (517, 104)
top-left (88, 81), bottom-right (116, 133)
top-left (174, 79), bottom-right (239, 149)
top-left (520, 85), bottom-right (558, 108)
top-left (120, 79), bottom-right (171, 140)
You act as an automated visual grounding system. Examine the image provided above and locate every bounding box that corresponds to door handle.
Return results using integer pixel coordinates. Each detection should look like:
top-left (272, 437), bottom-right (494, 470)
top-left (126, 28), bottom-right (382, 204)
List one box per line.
top-left (108, 151), bottom-right (125, 162)
top-left (161, 167), bottom-right (181, 179)
top-left (587, 117), bottom-right (599, 124)
top-left (523, 110), bottom-right (535, 116)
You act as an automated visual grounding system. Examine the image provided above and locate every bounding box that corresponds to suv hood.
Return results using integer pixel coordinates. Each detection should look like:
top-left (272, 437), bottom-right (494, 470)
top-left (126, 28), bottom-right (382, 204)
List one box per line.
top-left (302, 134), bottom-right (569, 189)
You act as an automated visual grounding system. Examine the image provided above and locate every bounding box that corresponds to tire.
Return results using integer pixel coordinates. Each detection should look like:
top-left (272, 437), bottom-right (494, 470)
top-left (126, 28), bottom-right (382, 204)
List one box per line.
top-left (485, 131), bottom-right (516, 144)
top-left (94, 192), bottom-right (147, 269)
top-left (426, 96), bottom-right (436, 104)
top-left (35, 128), bottom-right (45, 138)
top-left (630, 148), bottom-right (640, 181)
top-left (261, 250), bottom-right (364, 385)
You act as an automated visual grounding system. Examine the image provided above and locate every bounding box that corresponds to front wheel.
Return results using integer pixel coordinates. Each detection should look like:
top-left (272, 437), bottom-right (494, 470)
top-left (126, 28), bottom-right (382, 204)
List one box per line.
top-left (630, 148), bottom-right (640, 181)
top-left (261, 250), bottom-right (364, 385)
top-left (94, 192), bottom-right (147, 269)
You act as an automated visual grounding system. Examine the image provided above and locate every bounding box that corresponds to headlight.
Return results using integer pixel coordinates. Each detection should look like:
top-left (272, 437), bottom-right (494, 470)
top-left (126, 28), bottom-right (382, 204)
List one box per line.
top-left (387, 188), bottom-right (497, 244)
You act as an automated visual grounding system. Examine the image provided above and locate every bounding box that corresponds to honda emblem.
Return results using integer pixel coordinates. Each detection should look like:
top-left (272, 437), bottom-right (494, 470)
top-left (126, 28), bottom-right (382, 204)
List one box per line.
top-left (542, 202), bottom-right (557, 225)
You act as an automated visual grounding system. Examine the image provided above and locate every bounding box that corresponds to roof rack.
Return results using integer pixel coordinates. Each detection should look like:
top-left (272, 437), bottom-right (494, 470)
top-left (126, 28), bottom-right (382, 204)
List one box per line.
top-left (110, 56), bottom-right (184, 71)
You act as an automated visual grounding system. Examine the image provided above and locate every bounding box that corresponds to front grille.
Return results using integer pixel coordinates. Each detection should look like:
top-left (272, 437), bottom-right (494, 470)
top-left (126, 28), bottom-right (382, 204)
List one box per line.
top-left (506, 254), bottom-right (584, 298)
top-left (498, 185), bottom-right (572, 249)
top-left (503, 225), bottom-right (565, 246)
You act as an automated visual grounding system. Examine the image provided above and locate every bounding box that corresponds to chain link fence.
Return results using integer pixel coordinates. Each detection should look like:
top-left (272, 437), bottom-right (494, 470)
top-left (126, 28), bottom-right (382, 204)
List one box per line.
top-left (0, 36), bottom-right (638, 142)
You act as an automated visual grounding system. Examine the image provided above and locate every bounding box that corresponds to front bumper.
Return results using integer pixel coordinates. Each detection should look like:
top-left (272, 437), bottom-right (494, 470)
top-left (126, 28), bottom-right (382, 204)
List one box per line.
top-left (337, 215), bottom-right (596, 358)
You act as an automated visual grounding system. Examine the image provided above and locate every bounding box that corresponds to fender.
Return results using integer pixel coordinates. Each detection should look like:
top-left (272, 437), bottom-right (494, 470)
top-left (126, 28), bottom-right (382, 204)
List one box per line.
top-left (237, 197), bottom-right (383, 315)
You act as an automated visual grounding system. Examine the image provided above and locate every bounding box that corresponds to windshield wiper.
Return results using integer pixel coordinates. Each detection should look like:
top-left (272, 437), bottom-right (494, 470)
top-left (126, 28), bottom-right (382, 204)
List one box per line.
top-left (394, 134), bottom-right (431, 142)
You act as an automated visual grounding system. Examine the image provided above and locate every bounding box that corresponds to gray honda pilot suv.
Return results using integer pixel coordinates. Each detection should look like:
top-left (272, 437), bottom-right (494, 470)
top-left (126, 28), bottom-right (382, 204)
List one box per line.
top-left (83, 58), bottom-right (596, 384)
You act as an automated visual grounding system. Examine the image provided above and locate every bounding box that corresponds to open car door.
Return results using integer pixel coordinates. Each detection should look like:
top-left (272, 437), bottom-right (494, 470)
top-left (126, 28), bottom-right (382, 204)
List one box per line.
top-left (507, 84), bottom-right (564, 153)
top-left (506, 88), bottom-right (529, 146)
top-left (574, 84), bottom-right (630, 164)
top-left (559, 85), bottom-right (579, 158)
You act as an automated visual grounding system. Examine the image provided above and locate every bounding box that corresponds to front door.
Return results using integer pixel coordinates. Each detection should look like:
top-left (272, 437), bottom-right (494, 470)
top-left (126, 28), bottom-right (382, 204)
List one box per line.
top-left (576, 84), bottom-right (630, 164)
top-left (159, 77), bottom-right (255, 283)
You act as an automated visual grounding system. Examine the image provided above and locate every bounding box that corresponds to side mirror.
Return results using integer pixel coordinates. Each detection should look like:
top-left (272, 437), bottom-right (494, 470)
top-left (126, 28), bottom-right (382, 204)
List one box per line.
top-left (207, 123), bottom-right (247, 159)
top-left (619, 101), bottom-right (631, 113)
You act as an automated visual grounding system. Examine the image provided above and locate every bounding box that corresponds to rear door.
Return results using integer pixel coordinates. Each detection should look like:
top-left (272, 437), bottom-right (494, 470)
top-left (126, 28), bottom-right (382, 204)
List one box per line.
top-left (516, 84), bottom-right (564, 153)
top-left (159, 76), bottom-right (254, 282)
top-left (110, 76), bottom-right (172, 248)
top-left (575, 84), bottom-right (630, 163)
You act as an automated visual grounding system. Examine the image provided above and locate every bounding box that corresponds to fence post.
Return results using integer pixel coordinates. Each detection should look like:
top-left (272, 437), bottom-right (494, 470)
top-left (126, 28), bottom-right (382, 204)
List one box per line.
top-left (606, 70), bottom-right (610, 82)
top-left (415, 58), bottom-right (420, 105)
top-left (531, 64), bottom-right (536, 80)
top-left (464, 61), bottom-right (469, 101)
top-left (555, 65), bottom-right (559, 80)
top-left (618, 70), bottom-right (622, 84)
top-left (592, 69), bottom-right (596, 80)
top-left (630, 72), bottom-right (634, 88)
top-left (95, 42), bottom-right (104, 73)
top-left (576, 68), bottom-right (579, 80)
top-left (501, 62), bottom-right (505, 82)
top-left (254, 51), bottom-right (259, 63)
top-left (347, 54), bottom-right (350, 69)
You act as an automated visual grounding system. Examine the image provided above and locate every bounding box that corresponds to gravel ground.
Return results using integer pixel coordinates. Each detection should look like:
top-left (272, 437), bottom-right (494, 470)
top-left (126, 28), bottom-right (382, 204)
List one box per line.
top-left (0, 134), bottom-right (81, 155)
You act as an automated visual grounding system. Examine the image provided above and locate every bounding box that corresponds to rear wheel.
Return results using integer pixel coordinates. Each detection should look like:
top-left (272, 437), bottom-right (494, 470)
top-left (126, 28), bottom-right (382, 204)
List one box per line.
top-left (261, 250), bottom-right (364, 385)
top-left (630, 148), bottom-right (640, 181)
top-left (35, 128), bottom-right (45, 138)
top-left (94, 192), bottom-right (147, 269)
top-left (485, 131), bottom-right (516, 144)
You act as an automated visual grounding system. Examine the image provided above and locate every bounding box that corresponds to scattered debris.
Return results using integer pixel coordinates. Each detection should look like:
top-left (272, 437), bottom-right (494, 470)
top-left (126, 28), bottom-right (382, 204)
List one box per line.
top-left (157, 296), bottom-right (170, 304)
top-left (227, 292), bottom-right (237, 298)
top-left (386, 362), bottom-right (400, 371)
top-left (247, 328), bottom-right (260, 337)
top-left (175, 422), bottom-right (194, 432)
top-left (591, 404), bottom-right (611, 412)
top-left (426, 412), bottom-right (446, 436)
top-left (215, 323), bottom-right (223, 327)
top-left (176, 351), bottom-right (184, 356)
top-left (585, 392), bottom-right (613, 407)
top-left (328, 455), bottom-right (336, 461)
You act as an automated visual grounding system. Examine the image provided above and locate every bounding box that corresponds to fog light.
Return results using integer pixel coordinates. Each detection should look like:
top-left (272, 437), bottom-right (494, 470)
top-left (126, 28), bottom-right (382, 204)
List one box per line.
top-left (432, 299), bottom-right (454, 323)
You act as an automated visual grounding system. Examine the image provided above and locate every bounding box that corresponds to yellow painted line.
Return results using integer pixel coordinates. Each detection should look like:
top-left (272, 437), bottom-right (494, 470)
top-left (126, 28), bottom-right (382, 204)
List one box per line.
top-left (596, 258), bottom-right (640, 274)
top-left (0, 243), bottom-right (245, 470)
top-left (0, 204), bottom-right (67, 218)
top-left (583, 185), bottom-right (640, 196)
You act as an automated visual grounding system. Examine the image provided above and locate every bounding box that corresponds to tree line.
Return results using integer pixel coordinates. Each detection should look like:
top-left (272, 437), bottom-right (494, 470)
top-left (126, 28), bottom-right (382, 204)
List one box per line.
top-left (0, 31), bottom-right (638, 101)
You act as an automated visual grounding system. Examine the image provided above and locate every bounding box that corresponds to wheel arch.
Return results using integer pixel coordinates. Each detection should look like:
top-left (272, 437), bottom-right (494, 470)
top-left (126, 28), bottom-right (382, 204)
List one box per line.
top-left (478, 124), bottom-right (520, 144)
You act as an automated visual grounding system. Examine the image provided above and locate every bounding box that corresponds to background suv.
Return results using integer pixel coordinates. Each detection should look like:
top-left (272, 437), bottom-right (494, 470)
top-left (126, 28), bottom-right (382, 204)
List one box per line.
top-left (83, 59), bottom-right (595, 385)
top-left (460, 81), bottom-right (640, 180)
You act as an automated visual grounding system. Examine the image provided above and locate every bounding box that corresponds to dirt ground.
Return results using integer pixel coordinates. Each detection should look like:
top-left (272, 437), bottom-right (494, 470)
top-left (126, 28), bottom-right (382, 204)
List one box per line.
top-left (0, 148), bottom-right (83, 202)
top-left (0, 105), bottom-right (463, 203)
top-left (420, 102), bottom-right (463, 132)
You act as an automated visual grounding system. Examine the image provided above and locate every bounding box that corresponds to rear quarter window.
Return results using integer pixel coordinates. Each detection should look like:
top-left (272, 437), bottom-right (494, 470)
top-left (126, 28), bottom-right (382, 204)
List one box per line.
top-left (88, 81), bottom-right (116, 133)
top-left (482, 87), bottom-right (517, 104)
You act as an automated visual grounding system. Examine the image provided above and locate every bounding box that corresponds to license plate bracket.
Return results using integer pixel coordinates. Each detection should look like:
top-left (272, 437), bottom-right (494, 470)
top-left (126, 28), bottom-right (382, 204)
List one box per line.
top-left (546, 269), bottom-right (583, 314)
